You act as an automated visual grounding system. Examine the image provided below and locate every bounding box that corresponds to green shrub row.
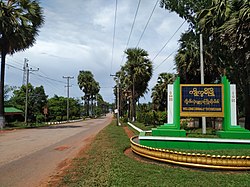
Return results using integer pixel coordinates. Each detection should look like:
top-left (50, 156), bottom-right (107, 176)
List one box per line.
top-left (136, 111), bottom-right (167, 126)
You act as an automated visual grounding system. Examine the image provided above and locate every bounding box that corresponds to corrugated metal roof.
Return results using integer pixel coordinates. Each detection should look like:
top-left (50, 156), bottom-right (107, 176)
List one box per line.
top-left (4, 107), bottom-right (23, 113)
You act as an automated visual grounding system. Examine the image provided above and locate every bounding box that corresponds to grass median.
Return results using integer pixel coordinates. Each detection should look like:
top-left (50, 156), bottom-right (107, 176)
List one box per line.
top-left (59, 120), bottom-right (250, 187)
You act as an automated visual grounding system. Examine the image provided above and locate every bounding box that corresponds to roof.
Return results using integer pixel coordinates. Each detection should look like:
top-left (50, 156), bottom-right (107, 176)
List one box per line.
top-left (4, 107), bottom-right (23, 115)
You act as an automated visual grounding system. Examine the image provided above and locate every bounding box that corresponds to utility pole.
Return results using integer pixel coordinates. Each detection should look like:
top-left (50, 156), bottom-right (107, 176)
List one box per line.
top-left (63, 76), bottom-right (74, 122)
top-left (200, 33), bottom-right (206, 134)
top-left (110, 74), bottom-right (120, 126)
top-left (23, 58), bottom-right (28, 85)
top-left (25, 62), bottom-right (39, 124)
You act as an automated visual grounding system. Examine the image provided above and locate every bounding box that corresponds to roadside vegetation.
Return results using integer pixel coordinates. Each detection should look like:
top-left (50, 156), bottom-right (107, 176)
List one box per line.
top-left (58, 121), bottom-right (250, 187)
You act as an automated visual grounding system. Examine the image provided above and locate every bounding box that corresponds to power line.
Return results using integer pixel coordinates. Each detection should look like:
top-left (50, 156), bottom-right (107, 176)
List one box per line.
top-left (6, 63), bottom-right (23, 71)
top-left (152, 20), bottom-right (186, 61)
top-left (121, 0), bottom-right (142, 64)
top-left (136, 0), bottom-right (159, 47)
top-left (30, 72), bottom-right (65, 84)
top-left (110, 0), bottom-right (118, 75)
top-left (154, 47), bottom-right (178, 70)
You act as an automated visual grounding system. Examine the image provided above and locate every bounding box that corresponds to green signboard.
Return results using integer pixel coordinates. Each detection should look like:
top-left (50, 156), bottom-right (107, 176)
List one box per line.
top-left (180, 84), bottom-right (224, 117)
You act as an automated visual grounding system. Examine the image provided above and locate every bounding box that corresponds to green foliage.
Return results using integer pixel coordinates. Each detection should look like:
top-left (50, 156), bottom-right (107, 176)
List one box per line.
top-left (116, 47), bottom-right (153, 121)
top-left (160, 0), bottom-right (250, 129)
top-left (8, 84), bottom-right (48, 122)
top-left (47, 95), bottom-right (82, 122)
top-left (137, 110), bottom-right (167, 126)
top-left (56, 116), bottom-right (62, 121)
top-left (36, 114), bottom-right (44, 123)
top-left (151, 73), bottom-right (176, 111)
top-left (0, 0), bottom-right (44, 122)
top-left (78, 70), bottom-right (100, 117)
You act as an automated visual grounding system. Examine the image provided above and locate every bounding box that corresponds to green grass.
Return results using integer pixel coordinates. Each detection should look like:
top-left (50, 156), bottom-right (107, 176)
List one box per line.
top-left (59, 121), bottom-right (250, 187)
top-left (132, 122), bottom-right (156, 131)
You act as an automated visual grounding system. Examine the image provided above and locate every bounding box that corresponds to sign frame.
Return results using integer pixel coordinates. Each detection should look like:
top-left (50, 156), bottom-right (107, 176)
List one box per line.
top-left (180, 84), bottom-right (224, 117)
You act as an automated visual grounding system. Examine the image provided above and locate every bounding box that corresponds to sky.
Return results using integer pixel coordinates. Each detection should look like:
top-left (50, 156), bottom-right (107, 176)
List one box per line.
top-left (6, 0), bottom-right (189, 103)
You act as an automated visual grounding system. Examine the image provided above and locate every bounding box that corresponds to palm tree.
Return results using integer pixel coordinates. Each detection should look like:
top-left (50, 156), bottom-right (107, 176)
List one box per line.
top-left (0, 0), bottom-right (44, 127)
top-left (89, 80), bottom-right (100, 116)
top-left (219, 0), bottom-right (250, 129)
top-left (151, 73), bottom-right (175, 111)
top-left (78, 70), bottom-right (100, 116)
top-left (198, 0), bottom-right (250, 129)
top-left (122, 47), bottom-right (153, 121)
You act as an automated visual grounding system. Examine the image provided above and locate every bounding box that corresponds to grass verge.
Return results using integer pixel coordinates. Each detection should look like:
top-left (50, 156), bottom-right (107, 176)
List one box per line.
top-left (59, 120), bottom-right (250, 187)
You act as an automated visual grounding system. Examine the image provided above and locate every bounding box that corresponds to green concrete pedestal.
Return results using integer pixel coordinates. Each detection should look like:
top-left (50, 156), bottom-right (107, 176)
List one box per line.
top-left (152, 124), bottom-right (186, 137)
top-left (217, 126), bottom-right (250, 139)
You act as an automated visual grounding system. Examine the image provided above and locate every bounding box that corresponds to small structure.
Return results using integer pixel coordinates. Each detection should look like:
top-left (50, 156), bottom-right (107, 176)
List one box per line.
top-left (4, 107), bottom-right (23, 123)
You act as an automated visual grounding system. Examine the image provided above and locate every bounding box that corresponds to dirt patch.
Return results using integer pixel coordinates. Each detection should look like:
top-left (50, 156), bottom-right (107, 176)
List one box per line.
top-left (0, 129), bottom-right (17, 134)
top-left (123, 126), bottom-right (135, 138)
top-left (54, 145), bottom-right (70, 151)
top-left (40, 136), bottom-right (95, 187)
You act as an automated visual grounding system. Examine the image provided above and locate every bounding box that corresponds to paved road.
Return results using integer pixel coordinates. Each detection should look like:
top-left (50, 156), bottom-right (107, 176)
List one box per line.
top-left (0, 114), bottom-right (113, 187)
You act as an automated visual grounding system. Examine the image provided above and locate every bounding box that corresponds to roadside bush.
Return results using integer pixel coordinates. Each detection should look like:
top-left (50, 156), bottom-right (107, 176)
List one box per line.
top-left (62, 116), bottom-right (67, 121)
top-left (36, 114), bottom-right (44, 123)
top-left (56, 116), bottom-right (62, 121)
top-left (137, 111), bottom-right (167, 126)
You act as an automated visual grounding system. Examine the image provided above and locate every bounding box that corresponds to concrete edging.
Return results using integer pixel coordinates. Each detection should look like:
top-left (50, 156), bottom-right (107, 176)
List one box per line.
top-left (130, 136), bottom-right (250, 170)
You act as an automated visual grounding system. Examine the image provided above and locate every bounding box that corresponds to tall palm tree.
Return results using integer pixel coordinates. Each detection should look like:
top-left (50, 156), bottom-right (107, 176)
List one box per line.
top-left (78, 70), bottom-right (100, 116)
top-left (198, 0), bottom-right (250, 129)
top-left (0, 0), bottom-right (44, 127)
top-left (122, 47), bottom-right (153, 121)
top-left (219, 0), bottom-right (250, 129)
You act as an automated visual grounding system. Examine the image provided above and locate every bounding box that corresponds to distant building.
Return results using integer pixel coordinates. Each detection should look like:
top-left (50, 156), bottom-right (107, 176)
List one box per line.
top-left (5, 107), bottom-right (23, 123)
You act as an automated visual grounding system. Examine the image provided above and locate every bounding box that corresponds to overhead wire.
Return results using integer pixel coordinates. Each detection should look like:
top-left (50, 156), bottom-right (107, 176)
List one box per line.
top-left (110, 0), bottom-right (118, 75)
top-left (30, 72), bottom-right (65, 84)
top-left (154, 46), bottom-right (178, 70)
top-left (135, 0), bottom-right (159, 48)
top-left (6, 63), bottom-right (23, 71)
top-left (120, 0), bottom-right (141, 65)
top-left (152, 20), bottom-right (186, 62)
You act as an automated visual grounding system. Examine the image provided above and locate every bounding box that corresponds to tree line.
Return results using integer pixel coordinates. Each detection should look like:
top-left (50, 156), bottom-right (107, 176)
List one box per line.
top-left (5, 70), bottom-right (109, 125)
top-left (116, 0), bottom-right (249, 129)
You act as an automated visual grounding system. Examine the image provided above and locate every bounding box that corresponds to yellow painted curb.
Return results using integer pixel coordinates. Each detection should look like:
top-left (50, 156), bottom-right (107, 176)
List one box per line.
top-left (130, 136), bottom-right (250, 170)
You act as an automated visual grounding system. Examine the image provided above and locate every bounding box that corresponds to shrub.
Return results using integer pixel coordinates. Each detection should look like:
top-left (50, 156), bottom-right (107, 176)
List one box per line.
top-left (36, 114), bottom-right (44, 123)
top-left (56, 116), bottom-right (62, 121)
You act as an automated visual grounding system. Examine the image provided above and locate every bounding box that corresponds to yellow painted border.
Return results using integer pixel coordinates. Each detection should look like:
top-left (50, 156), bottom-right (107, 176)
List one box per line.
top-left (130, 136), bottom-right (250, 170)
top-left (180, 84), bottom-right (224, 117)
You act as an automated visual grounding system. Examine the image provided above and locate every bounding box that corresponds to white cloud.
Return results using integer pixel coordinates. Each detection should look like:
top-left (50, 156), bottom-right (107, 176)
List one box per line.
top-left (6, 0), bottom-right (189, 103)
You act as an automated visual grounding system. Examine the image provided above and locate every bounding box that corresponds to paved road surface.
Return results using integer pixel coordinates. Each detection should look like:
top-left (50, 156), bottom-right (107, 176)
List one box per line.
top-left (0, 114), bottom-right (113, 187)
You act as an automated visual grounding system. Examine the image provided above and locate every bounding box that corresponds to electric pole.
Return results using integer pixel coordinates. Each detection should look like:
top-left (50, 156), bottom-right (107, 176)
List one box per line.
top-left (23, 58), bottom-right (28, 85)
top-left (200, 33), bottom-right (206, 134)
top-left (63, 76), bottom-right (74, 122)
top-left (110, 74), bottom-right (120, 126)
top-left (25, 62), bottom-right (39, 124)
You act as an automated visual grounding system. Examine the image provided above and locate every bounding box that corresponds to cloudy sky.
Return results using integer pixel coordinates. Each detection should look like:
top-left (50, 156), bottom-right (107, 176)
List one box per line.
top-left (6, 0), bottom-right (189, 103)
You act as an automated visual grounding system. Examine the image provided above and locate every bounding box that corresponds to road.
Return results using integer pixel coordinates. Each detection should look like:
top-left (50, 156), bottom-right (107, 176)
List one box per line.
top-left (0, 114), bottom-right (113, 187)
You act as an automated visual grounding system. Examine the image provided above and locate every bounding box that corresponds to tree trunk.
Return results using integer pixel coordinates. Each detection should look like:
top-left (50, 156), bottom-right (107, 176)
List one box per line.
top-left (132, 76), bottom-right (136, 121)
top-left (86, 96), bottom-right (90, 116)
top-left (0, 50), bottom-right (6, 128)
top-left (128, 98), bottom-right (131, 120)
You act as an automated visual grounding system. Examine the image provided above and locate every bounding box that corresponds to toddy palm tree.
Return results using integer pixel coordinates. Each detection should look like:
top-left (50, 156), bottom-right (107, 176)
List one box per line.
top-left (198, 0), bottom-right (250, 129)
top-left (151, 73), bottom-right (175, 111)
top-left (78, 70), bottom-right (100, 116)
top-left (123, 47), bottom-right (153, 121)
top-left (0, 0), bottom-right (44, 127)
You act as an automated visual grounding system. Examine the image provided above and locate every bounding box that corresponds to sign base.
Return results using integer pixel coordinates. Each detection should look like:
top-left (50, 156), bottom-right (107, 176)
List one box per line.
top-left (217, 128), bottom-right (250, 139)
top-left (152, 125), bottom-right (186, 137)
